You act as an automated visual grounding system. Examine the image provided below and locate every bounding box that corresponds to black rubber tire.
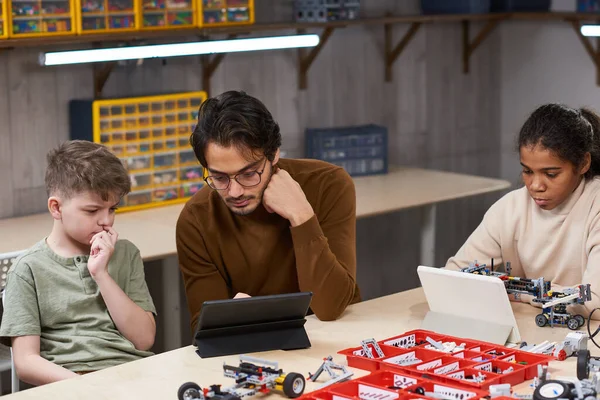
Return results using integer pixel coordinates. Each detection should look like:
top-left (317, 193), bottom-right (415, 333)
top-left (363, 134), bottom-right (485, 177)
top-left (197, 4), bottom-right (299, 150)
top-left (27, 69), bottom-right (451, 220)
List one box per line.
top-left (536, 314), bottom-right (548, 327)
top-left (577, 349), bottom-right (591, 380)
top-left (533, 380), bottom-right (571, 400)
top-left (414, 387), bottom-right (425, 395)
top-left (575, 314), bottom-right (585, 327)
top-left (283, 373), bottom-right (306, 398)
top-left (567, 317), bottom-right (580, 330)
top-left (178, 382), bottom-right (202, 400)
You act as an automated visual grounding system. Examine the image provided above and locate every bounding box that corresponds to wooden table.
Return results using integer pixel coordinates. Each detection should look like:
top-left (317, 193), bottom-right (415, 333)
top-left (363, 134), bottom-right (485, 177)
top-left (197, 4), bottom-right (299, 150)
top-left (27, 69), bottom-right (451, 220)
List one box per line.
top-left (0, 167), bottom-right (510, 350)
top-left (1, 288), bottom-right (588, 400)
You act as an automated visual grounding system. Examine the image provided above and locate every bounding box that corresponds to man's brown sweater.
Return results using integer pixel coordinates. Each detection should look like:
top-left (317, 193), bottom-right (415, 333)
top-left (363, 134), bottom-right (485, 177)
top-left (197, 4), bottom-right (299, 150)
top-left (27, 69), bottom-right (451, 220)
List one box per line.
top-left (176, 158), bottom-right (361, 331)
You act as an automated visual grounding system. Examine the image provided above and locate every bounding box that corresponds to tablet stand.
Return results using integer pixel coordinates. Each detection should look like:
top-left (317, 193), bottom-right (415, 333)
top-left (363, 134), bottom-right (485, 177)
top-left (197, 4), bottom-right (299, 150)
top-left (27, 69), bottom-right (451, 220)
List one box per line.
top-left (421, 311), bottom-right (513, 345)
top-left (195, 317), bottom-right (311, 358)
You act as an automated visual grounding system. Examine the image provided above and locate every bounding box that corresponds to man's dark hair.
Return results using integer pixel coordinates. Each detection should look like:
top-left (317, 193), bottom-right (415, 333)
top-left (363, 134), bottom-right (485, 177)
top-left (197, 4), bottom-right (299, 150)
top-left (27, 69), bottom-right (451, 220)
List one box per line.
top-left (190, 91), bottom-right (282, 167)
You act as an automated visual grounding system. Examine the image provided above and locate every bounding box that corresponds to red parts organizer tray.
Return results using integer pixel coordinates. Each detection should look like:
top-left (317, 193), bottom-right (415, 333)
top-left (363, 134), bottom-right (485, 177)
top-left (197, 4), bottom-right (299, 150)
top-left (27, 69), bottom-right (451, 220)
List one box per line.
top-left (331, 329), bottom-right (553, 397)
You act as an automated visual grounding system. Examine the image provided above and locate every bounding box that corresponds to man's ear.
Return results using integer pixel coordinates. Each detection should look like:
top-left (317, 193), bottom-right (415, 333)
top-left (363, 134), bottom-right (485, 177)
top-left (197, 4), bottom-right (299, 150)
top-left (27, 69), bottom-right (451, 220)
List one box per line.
top-left (272, 149), bottom-right (281, 166)
top-left (48, 196), bottom-right (62, 220)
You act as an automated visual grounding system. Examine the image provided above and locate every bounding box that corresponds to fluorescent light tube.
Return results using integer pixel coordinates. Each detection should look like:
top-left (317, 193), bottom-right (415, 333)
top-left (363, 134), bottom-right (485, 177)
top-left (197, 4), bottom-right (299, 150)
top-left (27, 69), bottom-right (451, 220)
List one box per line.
top-left (581, 25), bottom-right (600, 37)
top-left (40, 34), bottom-right (320, 66)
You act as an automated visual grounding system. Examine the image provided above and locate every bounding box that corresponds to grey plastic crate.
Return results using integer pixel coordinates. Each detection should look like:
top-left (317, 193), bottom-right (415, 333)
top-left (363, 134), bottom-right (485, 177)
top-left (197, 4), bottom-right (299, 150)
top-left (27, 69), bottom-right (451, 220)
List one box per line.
top-left (294, 0), bottom-right (360, 22)
top-left (305, 124), bottom-right (388, 177)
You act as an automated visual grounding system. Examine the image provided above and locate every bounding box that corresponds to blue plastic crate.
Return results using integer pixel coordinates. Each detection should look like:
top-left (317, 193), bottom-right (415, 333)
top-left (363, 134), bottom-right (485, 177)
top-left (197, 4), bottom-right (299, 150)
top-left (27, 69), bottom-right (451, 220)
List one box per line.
top-left (305, 124), bottom-right (388, 177)
top-left (490, 0), bottom-right (550, 11)
top-left (421, 0), bottom-right (490, 14)
top-left (578, 0), bottom-right (600, 12)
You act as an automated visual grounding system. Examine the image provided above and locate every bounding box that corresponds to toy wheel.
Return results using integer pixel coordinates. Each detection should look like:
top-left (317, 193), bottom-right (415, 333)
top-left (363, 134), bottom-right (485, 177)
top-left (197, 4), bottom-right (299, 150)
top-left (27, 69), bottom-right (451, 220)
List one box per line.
top-left (535, 314), bottom-right (548, 327)
top-left (178, 382), bottom-right (202, 400)
top-left (567, 317), bottom-right (580, 330)
top-left (533, 380), bottom-right (571, 400)
top-left (575, 314), bottom-right (585, 327)
top-left (283, 373), bottom-right (305, 398)
top-left (577, 350), bottom-right (591, 380)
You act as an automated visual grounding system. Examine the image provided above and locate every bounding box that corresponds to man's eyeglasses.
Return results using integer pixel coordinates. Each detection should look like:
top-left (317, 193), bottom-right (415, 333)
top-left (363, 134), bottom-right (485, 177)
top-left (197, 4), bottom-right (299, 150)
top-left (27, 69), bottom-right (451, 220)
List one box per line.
top-left (204, 158), bottom-right (269, 190)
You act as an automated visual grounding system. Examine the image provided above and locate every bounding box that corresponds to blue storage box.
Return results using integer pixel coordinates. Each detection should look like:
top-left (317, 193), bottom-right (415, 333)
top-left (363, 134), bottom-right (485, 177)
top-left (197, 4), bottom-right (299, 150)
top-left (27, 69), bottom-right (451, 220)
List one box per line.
top-left (305, 124), bottom-right (388, 177)
top-left (421, 0), bottom-right (490, 14)
top-left (491, 0), bottom-right (550, 11)
top-left (578, 0), bottom-right (600, 12)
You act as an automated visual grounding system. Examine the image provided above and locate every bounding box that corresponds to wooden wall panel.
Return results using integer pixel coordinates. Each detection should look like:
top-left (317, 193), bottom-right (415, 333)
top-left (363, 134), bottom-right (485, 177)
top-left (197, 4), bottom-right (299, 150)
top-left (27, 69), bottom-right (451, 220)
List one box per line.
top-left (0, 0), bottom-right (505, 302)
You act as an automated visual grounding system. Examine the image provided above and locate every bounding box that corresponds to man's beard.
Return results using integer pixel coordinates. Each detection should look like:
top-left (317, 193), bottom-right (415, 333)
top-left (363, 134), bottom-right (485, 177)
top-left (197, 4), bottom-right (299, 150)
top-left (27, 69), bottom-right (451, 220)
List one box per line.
top-left (224, 167), bottom-right (273, 216)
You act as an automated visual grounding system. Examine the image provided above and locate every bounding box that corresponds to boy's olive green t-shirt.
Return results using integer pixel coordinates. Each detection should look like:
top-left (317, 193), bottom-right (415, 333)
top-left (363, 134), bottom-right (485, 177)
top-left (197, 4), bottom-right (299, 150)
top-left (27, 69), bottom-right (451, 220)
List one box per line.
top-left (0, 239), bottom-right (157, 372)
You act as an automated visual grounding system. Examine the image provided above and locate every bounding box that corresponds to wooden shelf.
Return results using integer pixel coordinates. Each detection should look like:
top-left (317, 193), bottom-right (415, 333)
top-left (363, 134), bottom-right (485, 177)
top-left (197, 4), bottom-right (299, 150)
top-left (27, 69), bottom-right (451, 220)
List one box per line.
top-left (3, 11), bottom-right (599, 49)
top-left (6, 11), bottom-right (600, 97)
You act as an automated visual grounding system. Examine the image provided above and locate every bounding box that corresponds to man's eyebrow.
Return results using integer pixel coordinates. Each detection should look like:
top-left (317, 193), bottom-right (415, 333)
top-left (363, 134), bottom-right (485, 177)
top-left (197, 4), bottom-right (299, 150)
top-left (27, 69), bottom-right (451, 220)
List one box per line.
top-left (208, 160), bottom-right (262, 175)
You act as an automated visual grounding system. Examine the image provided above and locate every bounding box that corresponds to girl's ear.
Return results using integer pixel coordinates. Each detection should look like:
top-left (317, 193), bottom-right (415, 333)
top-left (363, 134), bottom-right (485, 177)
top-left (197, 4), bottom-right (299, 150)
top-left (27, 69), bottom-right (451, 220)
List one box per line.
top-left (581, 152), bottom-right (592, 176)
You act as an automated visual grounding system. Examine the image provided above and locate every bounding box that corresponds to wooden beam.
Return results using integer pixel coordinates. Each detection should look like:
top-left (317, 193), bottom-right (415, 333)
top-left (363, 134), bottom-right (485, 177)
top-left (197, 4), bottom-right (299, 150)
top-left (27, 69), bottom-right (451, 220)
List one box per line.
top-left (597, 36), bottom-right (600, 86)
top-left (570, 20), bottom-right (600, 86)
top-left (93, 62), bottom-right (116, 99)
top-left (298, 27), bottom-right (335, 90)
top-left (201, 34), bottom-right (236, 96)
top-left (385, 22), bottom-right (421, 82)
top-left (462, 18), bottom-right (502, 74)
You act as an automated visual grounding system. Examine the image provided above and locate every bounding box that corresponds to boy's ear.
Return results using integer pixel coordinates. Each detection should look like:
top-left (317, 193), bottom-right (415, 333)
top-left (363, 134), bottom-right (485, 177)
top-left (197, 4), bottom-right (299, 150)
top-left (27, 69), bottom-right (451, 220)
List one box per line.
top-left (48, 196), bottom-right (62, 220)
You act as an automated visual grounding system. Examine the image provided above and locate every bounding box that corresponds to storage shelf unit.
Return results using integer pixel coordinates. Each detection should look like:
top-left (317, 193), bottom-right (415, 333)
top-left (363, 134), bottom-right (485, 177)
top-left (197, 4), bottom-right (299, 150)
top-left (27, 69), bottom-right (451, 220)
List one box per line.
top-left (76, 0), bottom-right (139, 34)
top-left (9, 0), bottom-right (76, 37)
top-left (69, 91), bottom-right (207, 212)
top-left (199, 0), bottom-right (253, 27)
top-left (140, 0), bottom-right (195, 29)
top-left (0, 0), bottom-right (7, 38)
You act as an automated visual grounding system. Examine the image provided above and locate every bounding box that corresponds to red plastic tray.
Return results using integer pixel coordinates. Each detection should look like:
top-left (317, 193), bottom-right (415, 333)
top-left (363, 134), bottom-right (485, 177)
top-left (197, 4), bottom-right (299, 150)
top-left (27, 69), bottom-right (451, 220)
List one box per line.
top-left (336, 329), bottom-right (553, 391)
top-left (303, 370), bottom-right (489, 400)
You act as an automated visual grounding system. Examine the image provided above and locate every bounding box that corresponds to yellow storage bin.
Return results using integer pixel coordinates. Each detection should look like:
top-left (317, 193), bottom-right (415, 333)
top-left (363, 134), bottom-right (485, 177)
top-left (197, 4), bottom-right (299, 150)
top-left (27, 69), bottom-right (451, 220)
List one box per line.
top-left (76, 0), bottom-right (139, 34)
top-left (199, 0), bottom-right (253, 27)
top-left (140, 0), bottom-right (196, 29)
top-left (9, 0), bottom-right (76, 37)
top-left (69, 91), bottom-right (208, 213)
top-left (0, 0), bottom-right (7, 37)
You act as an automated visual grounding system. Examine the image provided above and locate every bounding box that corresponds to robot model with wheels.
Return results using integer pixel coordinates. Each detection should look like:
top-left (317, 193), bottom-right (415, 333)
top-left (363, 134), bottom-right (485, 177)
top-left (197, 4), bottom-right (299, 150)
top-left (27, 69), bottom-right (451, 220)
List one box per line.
top-left (534, 365), bottom-right (599, 400)
top-left (533, 285), bottom-right (591, 330)
top-left (178, 355), bottom-right (306, 400)
top-left (461, 260), bottom-right (591, 330)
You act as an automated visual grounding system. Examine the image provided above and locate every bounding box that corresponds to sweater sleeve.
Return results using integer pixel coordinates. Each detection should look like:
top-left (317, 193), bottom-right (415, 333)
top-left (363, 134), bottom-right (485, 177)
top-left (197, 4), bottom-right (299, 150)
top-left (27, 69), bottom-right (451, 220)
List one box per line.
top-left (290, 167), bottom-right (358, 321)
top-left (176, 205), bottom-right (230, 333)
top-left (445, 198), bottom-right (505, 271)
top-left (572, 212), bottom-right (600, 317)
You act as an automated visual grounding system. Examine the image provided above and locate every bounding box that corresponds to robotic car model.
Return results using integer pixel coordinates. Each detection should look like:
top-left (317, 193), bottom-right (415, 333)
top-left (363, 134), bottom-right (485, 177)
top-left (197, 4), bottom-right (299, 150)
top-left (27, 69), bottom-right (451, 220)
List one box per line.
top-left (534, 365), bottom-right (598, 400)
top-left (178, 355), bottom-right (306, 400)
top-left (576, 349), bottom-right (600, 381)
top-left (461, 260), bottom-right (591, 330)
top-left (533, 285), bottom-right (591, 330)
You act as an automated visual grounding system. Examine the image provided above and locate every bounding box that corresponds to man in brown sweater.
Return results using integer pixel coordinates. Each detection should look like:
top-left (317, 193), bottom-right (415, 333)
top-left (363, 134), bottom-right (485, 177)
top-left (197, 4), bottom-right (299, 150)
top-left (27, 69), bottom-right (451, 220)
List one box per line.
top-left (176, 91), bottom-right (361, 332)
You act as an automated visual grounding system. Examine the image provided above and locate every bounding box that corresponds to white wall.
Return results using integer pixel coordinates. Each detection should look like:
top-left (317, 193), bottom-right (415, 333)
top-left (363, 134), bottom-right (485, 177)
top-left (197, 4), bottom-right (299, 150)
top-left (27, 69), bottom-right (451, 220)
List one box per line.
top-left (500, 20), bottom-right (600, 185)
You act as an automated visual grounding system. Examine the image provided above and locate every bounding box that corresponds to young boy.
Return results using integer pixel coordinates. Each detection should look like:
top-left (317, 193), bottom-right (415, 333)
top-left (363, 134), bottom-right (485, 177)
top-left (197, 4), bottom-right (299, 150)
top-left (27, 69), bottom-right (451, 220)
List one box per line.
top-left (0, 140), bottom-right (157, 386)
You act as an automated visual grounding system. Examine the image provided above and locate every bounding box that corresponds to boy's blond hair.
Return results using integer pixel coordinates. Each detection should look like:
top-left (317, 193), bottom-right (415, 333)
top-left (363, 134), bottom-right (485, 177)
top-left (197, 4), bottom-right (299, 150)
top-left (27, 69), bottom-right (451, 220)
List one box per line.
top-left (45, 140), bottom-right (130, 201)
